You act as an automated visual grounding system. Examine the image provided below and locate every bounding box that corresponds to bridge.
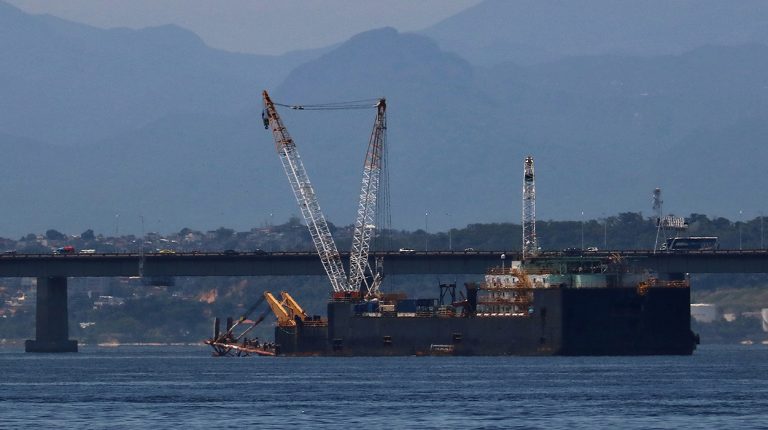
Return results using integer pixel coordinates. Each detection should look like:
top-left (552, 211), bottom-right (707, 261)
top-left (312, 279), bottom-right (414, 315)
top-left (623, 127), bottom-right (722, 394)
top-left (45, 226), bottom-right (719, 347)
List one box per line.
top-left (9, 249), bottom-right (768, 352)
top-left (4, 249), bottom-right (768, 277)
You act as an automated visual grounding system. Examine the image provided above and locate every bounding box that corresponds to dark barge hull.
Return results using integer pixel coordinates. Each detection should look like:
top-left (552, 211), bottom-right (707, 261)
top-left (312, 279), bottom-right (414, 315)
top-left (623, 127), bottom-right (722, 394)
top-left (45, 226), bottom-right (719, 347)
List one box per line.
top-left (275, 287), bottom-right (697, 356)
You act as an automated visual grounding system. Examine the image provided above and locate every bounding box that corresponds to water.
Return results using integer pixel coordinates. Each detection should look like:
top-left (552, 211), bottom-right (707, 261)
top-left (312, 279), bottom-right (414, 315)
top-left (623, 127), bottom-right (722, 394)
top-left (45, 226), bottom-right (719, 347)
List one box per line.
top-left (1, 345), bottom-right (767, 429)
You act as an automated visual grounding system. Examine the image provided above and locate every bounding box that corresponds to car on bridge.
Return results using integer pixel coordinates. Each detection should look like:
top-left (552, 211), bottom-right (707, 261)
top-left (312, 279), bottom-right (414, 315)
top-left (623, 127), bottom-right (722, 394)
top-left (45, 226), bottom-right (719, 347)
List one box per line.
top-left (399, 248), bottom-right (416, 254)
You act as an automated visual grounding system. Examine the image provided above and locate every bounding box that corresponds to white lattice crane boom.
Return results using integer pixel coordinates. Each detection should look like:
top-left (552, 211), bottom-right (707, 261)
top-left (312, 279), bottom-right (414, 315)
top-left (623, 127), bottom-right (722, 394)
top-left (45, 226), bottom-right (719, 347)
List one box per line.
top-left (262, 90), bottom-right (351, 293)
top-left (522, 156), bottom-right (538, 259)
top-left (348, 99), bottom-right (386, 297)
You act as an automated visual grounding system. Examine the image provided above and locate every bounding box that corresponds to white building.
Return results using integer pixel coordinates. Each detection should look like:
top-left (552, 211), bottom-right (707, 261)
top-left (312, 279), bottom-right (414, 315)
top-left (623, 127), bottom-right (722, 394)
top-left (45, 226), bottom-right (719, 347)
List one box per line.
top-left (691, 303), bottom-right (718, 323)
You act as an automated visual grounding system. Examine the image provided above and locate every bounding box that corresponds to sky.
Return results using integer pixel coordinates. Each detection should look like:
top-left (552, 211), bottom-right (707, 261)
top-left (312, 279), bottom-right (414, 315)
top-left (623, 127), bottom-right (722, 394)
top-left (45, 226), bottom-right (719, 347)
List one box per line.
top-left (6, 0), bottom-right (482, 55)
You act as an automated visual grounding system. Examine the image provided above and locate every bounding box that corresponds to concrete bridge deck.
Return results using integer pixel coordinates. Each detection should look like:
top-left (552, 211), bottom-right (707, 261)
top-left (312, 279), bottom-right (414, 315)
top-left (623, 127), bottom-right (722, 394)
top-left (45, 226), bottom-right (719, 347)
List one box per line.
top-left (10, 249), bottom-right (768, 352)
top-left (2, 249), bottom-right (768, 277)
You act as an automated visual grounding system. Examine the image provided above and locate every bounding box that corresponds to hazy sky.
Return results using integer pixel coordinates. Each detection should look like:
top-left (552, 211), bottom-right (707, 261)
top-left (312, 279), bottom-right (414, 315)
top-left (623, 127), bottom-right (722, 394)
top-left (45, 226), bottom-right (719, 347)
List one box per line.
top-left (6, 0), bottom-right (482, 55)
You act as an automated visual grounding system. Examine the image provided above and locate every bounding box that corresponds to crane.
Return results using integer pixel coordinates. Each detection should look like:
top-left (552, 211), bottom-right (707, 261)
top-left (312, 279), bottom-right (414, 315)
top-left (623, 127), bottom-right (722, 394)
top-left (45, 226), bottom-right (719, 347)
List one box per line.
top-left (522, 156), bottom-right (538, 259)
top-left (348, 98), bottom-right (387, 298)
top-left (262, 90), bottom-right (388, 297)
top-left (280, 291), bottom-right (309, 321)
top-left (264, 291), bottom-right (294, 327)
top-left (262, 90), bottom-right (351, 293)
top-left (214, 294), bottom-right (266, 342)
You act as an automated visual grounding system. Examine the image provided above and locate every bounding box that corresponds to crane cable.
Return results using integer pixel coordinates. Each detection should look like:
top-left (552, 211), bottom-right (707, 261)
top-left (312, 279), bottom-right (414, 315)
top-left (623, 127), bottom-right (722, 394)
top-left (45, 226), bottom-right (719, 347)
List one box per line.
top-left (273, 98), bottom-right (381, 111)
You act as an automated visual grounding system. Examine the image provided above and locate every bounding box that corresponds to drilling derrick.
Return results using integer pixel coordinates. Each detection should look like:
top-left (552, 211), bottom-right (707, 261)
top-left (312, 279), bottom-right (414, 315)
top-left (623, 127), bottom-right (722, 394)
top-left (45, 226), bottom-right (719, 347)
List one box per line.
top-left (522, 156), bottom-right (538, 259)
top-left (262, 90), bottom-right (351, 293)
top-left (349, 99), bottom-right (386, 297)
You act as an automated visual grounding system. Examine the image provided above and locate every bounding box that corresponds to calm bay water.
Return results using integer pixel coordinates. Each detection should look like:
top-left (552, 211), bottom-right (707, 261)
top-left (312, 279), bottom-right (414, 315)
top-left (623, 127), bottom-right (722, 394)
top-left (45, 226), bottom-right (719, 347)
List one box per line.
top-left (1, 344), bottom-right (767, 429)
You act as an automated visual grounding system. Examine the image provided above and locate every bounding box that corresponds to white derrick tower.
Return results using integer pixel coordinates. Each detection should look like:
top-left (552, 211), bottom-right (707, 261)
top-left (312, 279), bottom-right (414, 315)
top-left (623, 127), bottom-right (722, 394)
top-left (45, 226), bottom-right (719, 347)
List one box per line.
top-left (522, 156), bottom-right (538, 259)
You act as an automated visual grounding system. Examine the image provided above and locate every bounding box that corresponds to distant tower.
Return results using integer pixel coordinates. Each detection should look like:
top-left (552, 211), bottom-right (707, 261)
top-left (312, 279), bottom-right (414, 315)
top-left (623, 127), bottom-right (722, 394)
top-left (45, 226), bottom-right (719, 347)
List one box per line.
top-left (653, 187), bottom-right (687, 253)
top-left (653, 187), bottom-right (664, 252)
top-left (522, 156), bottom-right (538, 259)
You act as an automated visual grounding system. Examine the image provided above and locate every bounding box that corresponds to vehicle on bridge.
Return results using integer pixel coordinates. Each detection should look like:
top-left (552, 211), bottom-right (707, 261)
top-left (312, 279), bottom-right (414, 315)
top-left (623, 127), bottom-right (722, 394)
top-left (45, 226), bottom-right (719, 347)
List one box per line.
top-left (54, 246), bottom-right (75, 254)
top-left (660, 236), bottom-right (719, 252)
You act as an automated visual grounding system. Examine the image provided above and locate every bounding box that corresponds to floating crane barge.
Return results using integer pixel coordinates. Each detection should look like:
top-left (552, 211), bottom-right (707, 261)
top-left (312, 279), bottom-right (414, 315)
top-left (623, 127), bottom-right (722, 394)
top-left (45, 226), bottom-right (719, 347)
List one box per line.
top-left (205, 92), bottom-right (698, 357)
top-left (207, 254), bottom-right (697, 356)
top-left (270, 255), bottom-right (697, 356)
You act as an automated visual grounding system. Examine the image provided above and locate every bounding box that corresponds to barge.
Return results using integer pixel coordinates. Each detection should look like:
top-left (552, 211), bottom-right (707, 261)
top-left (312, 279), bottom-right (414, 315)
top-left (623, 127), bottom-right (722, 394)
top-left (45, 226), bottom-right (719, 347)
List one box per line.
top-left (209, 255), bottom-right (698, 356)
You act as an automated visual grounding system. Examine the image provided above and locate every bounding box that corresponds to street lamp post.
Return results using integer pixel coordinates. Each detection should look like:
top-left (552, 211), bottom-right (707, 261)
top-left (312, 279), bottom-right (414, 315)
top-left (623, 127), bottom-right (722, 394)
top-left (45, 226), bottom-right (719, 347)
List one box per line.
top-left (425, 210), bottom-right (429, 252)
top-left (446, 212), bottom-right (452, 251)
top-left (269, 212), bottom-right (274, 252)
top-left (739, 210), bottom-right (743, 250)
top-left (761, 211), bottom-right (764, 249)
top-left (139, 215), bottom-right (145, 277)
top-left (581, 211), bottom-right (585, 250)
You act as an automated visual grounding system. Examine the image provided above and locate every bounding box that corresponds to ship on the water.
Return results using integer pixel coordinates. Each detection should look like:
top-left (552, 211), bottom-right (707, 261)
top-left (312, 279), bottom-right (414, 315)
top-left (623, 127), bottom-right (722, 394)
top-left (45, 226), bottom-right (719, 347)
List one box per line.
top-left (207, 254), bottom-right (698, 356)
top-left (206, 93), bottom-right (698, 357)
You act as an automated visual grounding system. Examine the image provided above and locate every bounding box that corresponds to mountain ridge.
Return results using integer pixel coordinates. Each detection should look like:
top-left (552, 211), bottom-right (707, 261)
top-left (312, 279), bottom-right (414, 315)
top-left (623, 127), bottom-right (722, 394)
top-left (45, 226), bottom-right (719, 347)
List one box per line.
top-left (423, 0), bottom-right (768, 65)
top-left (0, 4), bottom-right (766, 236)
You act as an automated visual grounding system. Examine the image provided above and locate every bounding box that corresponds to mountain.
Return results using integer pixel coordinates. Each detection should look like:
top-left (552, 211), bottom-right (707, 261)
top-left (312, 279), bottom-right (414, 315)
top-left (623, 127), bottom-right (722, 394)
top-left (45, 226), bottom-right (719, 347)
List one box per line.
top-left (0, 0), bottom-right (322, 146)
top-left (271, 28), bottom-right (485, 228)
top-left (473, 44), bottom-right (768, 218)
top-left (274, 33), bottom-right (768, 228)
top-left (1, 1), bottom-right (768, 237)
top-left (423, 0), bottom-right (768, 65)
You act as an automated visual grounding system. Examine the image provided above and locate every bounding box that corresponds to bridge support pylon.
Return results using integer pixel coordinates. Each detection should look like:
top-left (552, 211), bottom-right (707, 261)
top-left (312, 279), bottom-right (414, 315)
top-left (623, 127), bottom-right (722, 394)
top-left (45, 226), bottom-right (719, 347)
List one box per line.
top-left (25, 277), bottom-right (78, 353)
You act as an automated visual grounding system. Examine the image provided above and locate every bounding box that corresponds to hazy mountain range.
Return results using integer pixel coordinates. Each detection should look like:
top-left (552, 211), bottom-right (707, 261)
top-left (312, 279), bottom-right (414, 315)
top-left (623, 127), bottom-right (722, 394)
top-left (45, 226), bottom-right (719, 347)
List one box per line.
top-left (425, 0), bottom-right (768, 65)
top-left (1, 0), bottom-right (767, 237)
